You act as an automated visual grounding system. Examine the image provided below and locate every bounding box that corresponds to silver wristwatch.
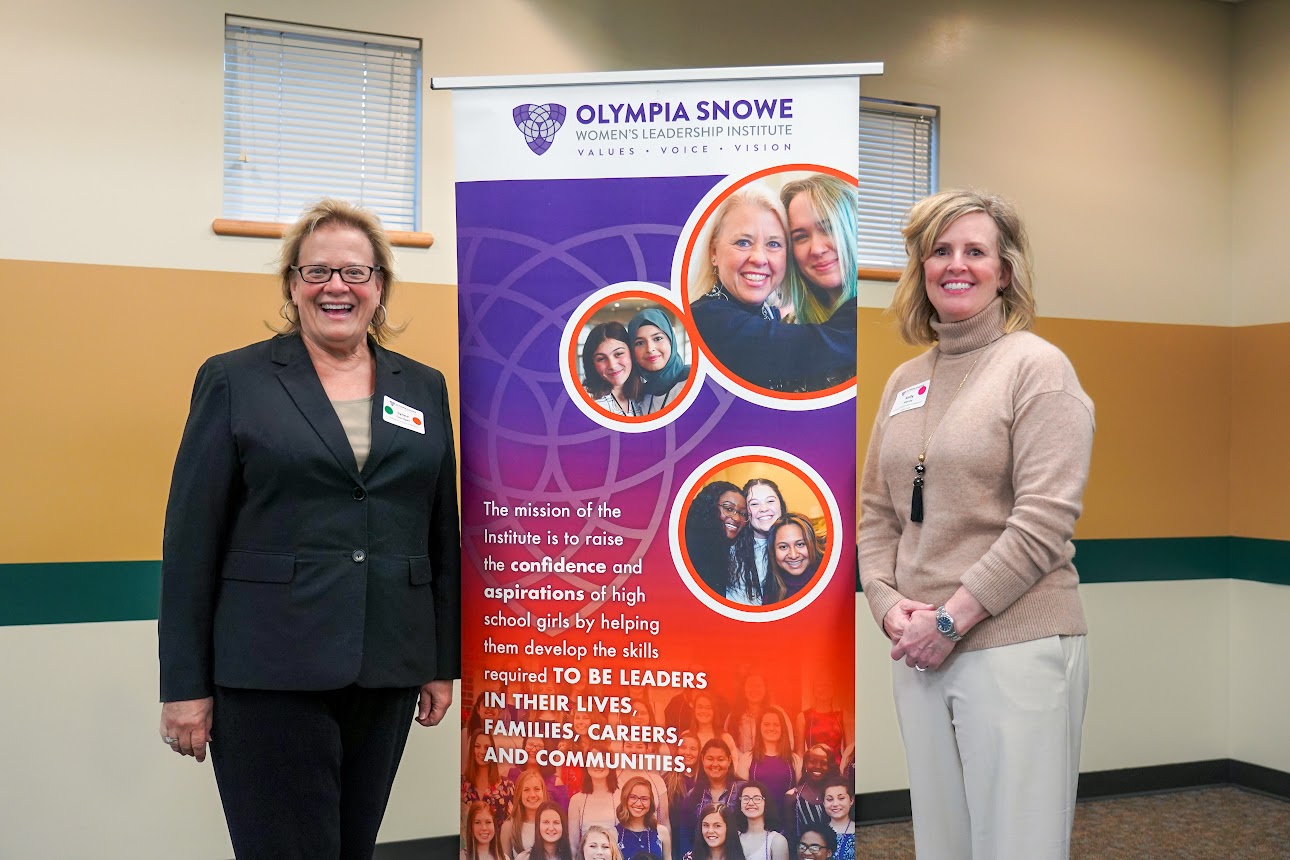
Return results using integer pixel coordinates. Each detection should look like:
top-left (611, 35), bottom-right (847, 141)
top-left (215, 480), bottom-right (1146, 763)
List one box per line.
top-left (935, 605), bottom-right (963, 642)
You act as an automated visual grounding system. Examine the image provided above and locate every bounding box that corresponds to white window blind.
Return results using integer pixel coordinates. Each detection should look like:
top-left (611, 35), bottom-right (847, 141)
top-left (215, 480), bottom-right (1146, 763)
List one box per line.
top-left (223, 16), bottom-right (422, 231)
top-left (858, 99), bottom-right (938, 269)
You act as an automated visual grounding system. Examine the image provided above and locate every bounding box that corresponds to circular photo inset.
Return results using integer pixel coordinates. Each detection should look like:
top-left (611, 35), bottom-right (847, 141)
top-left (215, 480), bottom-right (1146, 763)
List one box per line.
top-left (560, 282), bottom-right (701, 432)
top-left (670, 447), bottom-right (841, 622)
top-left (676, 165), bottom-right (859, 408)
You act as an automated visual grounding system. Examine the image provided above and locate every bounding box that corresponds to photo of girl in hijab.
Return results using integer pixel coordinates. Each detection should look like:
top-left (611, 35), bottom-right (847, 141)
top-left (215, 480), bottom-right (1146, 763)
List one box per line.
top-left (572, 297), bottom-right (694, 424)
top-left (627, 307), bottom-right (691, 414)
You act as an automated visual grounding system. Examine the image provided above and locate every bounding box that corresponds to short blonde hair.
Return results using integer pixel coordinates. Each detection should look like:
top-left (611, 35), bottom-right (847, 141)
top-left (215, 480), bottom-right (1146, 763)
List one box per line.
top-left (274, 198), bottom-right (403, 344)
top-left (688, 183), bottom-right (788, 303)
top-left (890, 189), bottom-right (1036, 345)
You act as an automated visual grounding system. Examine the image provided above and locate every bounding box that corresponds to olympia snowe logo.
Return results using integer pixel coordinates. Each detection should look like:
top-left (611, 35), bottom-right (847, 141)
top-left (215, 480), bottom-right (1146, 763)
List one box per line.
top-left (512, 103), bottom-right (566, 155)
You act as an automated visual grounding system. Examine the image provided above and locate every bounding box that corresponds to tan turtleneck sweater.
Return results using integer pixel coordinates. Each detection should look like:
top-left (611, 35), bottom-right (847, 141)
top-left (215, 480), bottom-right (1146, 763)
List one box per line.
top-left (859, 298), bottom-right (1094, 652)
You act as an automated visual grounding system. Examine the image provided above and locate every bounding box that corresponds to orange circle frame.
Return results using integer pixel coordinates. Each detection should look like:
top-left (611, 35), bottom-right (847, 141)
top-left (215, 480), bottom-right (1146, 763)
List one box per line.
top-left (678, 163), bottom-right (859, 401)
top-left (676, 453), bottom-right (835, 613)
top-left (567, 290), bottom-right (698, 424)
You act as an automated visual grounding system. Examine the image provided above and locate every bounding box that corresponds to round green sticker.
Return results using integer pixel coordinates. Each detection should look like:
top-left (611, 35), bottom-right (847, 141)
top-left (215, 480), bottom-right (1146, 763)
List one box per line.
top-left (384, 405), bottom-right (394, 414)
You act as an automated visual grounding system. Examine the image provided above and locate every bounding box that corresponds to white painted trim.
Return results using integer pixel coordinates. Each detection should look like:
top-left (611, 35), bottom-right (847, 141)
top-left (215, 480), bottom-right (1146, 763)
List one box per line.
top-left (431, 62), bottom-right (883, 90)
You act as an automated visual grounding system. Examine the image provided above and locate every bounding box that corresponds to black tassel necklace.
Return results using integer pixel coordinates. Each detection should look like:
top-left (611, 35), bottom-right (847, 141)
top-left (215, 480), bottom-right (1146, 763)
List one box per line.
top-left (912, 351), bottom-right (981, 523)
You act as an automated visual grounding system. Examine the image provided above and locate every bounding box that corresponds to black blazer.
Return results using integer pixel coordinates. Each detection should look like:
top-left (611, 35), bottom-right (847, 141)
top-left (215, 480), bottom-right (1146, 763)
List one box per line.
top-left (158, 334), bottom-right (460, 702)
top-left (690, 294), bottom-right (857, 391)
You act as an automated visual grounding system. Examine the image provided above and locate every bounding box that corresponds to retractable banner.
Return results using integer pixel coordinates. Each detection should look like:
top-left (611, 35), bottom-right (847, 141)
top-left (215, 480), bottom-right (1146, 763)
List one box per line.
top-left (436, 64), bottom-right (873, 850)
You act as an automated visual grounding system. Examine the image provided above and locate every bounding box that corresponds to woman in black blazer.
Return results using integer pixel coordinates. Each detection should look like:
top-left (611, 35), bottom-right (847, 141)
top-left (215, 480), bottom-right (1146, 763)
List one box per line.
top-left (157, 198), bottom-right (460, 859)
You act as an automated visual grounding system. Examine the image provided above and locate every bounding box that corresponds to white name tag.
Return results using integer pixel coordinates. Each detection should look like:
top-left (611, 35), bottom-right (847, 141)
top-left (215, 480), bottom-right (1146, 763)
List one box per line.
top-left (889, 379), bottom-right (931, 416)
top-left (382, 396), bottom-right (426, 434)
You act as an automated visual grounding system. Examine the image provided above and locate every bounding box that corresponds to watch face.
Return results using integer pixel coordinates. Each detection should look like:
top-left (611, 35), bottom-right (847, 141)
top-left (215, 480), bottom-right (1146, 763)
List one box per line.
top-left (936, 612), bottom-right (953, 634)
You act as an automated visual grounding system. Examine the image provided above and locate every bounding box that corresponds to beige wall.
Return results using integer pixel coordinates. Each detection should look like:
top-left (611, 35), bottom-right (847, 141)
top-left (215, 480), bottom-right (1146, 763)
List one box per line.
top-left (531, 0), bottom-right (1234, 324)
top-left (1, 0), bottom-right (1235, 326)
top-left (1228, 581), bottom-right (1290, 774)
top-left (1, 0), bottom-right (1285, 856)
top-left (1229, 0), bottom-right (1290, 775)
top-left (0, 0), bottom-right (597, 284)
top-left (1231, 0), bottom-right (1290, 326)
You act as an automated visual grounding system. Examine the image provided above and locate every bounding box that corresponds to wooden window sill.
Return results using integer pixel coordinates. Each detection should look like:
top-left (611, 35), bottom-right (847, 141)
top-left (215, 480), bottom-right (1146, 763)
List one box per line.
top-left (858, 266), bottom-right (900, 283)
top-left (212, 219), bottom-right (434, 249)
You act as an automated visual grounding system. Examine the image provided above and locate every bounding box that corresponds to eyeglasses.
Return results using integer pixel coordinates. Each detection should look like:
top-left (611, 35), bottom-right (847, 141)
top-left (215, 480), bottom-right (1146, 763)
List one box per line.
top-left (798, 845), bottom-right (829, 856)
top-left (718, 502), bottom-right (748, 518)
top-left (291, 265), bottom-right (382, 284)
top-left (740, 794), bottom-right (765, 804)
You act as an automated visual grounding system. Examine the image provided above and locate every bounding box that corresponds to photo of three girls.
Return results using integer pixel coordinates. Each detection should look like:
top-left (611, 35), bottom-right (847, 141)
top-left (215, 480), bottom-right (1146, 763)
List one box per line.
top-left (578, 302), bottom-right (692, 418)
top-left (683, 472), bottom-right (827, 608)
top-left (687, 172), bottom-right (858, 394)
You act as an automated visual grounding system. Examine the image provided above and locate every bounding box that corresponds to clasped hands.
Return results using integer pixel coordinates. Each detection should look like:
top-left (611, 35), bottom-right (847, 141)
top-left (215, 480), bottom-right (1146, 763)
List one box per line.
top-left (884, 590), bottom-right (990, 672)
top-left (884, 600), bottom-right (954, 671)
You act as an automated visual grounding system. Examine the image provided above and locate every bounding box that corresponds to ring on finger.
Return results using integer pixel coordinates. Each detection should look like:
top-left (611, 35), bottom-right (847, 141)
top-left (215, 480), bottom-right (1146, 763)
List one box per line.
top-left (163, 736), bottom-right (178, 744)
top-left (915, 664), bottom-right (927, 672)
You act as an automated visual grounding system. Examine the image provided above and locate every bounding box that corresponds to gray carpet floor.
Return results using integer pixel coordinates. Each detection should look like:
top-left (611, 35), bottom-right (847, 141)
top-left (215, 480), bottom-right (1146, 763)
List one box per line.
top-left (856, 786), bottom-right (1290, 859)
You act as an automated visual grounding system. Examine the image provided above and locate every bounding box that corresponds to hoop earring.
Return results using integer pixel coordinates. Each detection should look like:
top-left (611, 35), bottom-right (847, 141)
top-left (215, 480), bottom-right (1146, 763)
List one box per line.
top-left (370, 304), bottom-right (387, 329)
top-left (280, 301), bottom-right (297, 324)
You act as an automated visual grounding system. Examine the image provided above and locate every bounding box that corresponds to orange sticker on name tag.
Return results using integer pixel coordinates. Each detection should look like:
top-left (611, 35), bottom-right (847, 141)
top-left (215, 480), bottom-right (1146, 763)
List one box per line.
top-left (382, 396), bottom-right (426, 434)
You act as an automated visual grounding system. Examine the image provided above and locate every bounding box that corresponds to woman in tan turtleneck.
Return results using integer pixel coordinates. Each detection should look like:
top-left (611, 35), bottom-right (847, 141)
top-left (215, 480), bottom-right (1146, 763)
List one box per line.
top-left (859, 189), bottom-right (1094, 860)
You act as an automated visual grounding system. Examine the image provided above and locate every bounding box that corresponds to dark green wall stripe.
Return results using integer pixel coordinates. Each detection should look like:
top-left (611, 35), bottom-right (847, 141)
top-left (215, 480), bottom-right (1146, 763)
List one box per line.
top-left (1, 538), bottom-right (1286, 627)
top-left (1073, 537), bottom-right (1232, 584)
top-left (1075, 537), bottom-right (1289, 586)
top-left (857, 536), bottom-right (1289, 593)
top-left (1229, 537), bottom-right (1290, 586)
top-left (0, 561), bottom-right (160, 626)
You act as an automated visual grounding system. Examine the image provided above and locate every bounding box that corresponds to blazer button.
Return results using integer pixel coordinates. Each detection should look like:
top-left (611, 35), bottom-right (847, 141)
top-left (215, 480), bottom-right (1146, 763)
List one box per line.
top-left (352, 487), bottom-right (366, 500)
top-left (352, 549), bottom-right (367, 563)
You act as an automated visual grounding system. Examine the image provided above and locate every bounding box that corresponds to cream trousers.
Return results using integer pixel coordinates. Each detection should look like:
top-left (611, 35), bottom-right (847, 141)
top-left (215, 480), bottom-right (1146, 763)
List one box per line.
top-left (892, 634), bottom-right (1089, 860)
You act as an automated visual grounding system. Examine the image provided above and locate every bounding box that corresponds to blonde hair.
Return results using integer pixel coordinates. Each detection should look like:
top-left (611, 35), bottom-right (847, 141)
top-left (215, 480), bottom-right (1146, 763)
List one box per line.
top-left (273, 197), bottom-right (404, 344)
top-left (510, 771), bottom-right (551, 855)
top-left (579, 826), bottom-right (624, 860)
top-left (780, 174), bottom-right (858, 324)
top-left (890, 189), bottom-right (1036, 345)
top-left (688, 183), bottom-right (789, 303)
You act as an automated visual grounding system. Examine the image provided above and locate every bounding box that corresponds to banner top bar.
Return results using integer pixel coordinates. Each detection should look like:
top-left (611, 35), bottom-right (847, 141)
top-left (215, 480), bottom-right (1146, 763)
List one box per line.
top-left (430, 62), bottom-right (882, 91)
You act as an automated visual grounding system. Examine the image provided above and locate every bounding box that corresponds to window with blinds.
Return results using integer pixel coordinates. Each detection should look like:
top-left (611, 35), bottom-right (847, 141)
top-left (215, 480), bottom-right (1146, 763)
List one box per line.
top-left (858, 99), bottom-right (938, 270)
top-left (223, 16), bottom-right (422, 231)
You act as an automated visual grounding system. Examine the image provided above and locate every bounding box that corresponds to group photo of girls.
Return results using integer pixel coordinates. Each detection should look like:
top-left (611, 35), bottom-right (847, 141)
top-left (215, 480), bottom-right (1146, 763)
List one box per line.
top-left (458, 668), bottom-right (855, 860)
top-left (681, 462), bottom-right (831, 610)
top-left (573, 297), bottom-right (694, 420)
top-left (685, 170), bottom-right (858, 395)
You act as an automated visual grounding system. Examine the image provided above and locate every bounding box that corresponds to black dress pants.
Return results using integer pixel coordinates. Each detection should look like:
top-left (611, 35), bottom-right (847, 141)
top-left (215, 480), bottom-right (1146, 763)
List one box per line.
top-left (210, 684), bottom-right (420, 860)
